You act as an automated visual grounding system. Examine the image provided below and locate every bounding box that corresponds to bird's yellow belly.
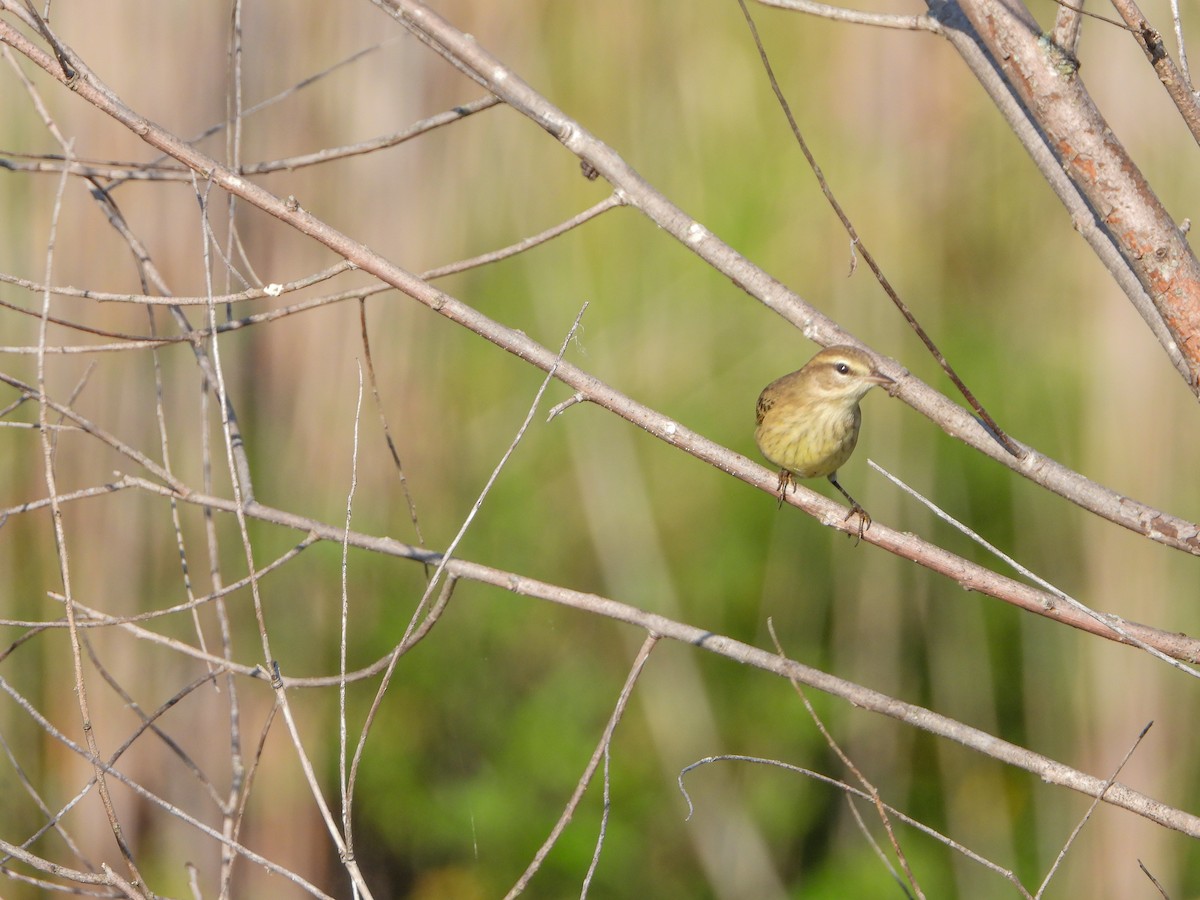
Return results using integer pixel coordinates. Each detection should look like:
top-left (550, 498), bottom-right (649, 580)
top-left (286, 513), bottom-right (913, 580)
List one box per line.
top-left (755, 410), bottom-right (859, 479)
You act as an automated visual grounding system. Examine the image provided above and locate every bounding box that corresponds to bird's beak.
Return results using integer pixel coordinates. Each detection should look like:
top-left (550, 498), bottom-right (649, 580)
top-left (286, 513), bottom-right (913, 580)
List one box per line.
top-left (866, 371), bottom-right (894, 387)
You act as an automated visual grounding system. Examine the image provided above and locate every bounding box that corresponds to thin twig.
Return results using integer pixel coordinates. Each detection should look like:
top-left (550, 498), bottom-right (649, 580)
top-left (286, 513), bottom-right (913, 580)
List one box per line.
top-left (768, 620), bottom-right (926, 899)
top-left (0, 673), bottom-right (336, 898)
top-left (1, 537), bottom-right (313, 630)
top-left (341, 575), bottom-right (461, 823)
top-left (242, 95), bottom-right (502, 175)
top-left (86, 176), bottom-right (256, 500)
top-left (506, 635), bottom-right (659, 898)
top-left (0, 260), bottom-right (355, 305)
top-left (343, 306), bottom-right (590, 835)
top-left (339, 363), bottom-right (365, 855)
top-left (0, 729), bottom-right (91, 872)
top-left (1168, 0), bottom-right (1193, 89)
top-left (869, 459), bottom-right (1200, 677)
top-left (81, 642), bottom-right (228, 809)
top-left (146, 290), bottom-right (214, 678)
top-left (840, 798), bottom-right (919, 899)
top-left (1036, 723), bottom-right (1153, 897)
top-left (420, 194), bottom-right (625, 280)
top-left (1108, 0), bottom-right (1200, 148)
top-left (272, 674), bottom-right (373, 898)
top-left (192, 184), bottom-right (372, 894)
top-left (580, 743), bottom-right (612, 899)
top-left (1138, 858), bottom-right (1171, 898)
top-left (1049, 0), bottom-right (1084, 57)
top-left (33, 134), bottom-right (147, 894)
top-left (407, 302), bottom-right (589, 636)
top-left (547, 392), bottom-right (586, 421)
top-left (359, 300), bottom-right (428, 562)
top-left (678, 755), bottom-right (1032, 891)
top-left (756, 0), bottom-right (941, 31)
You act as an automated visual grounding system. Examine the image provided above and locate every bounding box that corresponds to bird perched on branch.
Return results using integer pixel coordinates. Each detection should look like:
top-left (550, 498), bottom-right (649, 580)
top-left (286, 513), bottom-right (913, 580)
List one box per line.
top-left (755, 345), bottom-right (893, 535)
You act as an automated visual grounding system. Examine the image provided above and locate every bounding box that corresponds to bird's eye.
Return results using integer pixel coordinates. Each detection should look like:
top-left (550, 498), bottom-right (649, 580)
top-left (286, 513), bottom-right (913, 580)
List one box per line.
top-left (835, 362), bottom-right (850, 374)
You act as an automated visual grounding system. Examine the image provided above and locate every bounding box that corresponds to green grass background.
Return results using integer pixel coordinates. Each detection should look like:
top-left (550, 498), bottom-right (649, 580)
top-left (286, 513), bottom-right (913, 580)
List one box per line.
top-left (2, 0), bottom-right (1200, 897)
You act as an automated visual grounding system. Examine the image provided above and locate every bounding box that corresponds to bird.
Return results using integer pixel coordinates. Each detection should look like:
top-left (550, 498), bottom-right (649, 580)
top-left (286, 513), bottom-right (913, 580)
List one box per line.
top-left (754, 345), bottom-right (894, 534)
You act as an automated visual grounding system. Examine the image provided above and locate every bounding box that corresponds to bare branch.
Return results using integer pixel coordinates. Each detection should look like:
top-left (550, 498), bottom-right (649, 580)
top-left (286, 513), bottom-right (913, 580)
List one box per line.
top-left (1107, 0), bottom-right (1200, 148)
top-left (757, 0), bottom-right (942, 31)
top-left (679, 755), bottom-right (1034, 894)
top-left (506, 635), bottom-right (658, 898)
top-left (949, 0), bottom-right (1200, 384)
top-left (356, 0), bottom-right (1200, 549)
top-left (105, 477), bottom-right (1200, 836)
top-left (1036, 723), bottom-right (1153, 896)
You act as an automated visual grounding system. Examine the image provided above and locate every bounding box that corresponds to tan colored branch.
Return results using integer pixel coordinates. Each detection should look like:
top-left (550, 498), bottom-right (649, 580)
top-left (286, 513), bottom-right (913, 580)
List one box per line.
top-left (951, 0), bottom-right (1200, 384)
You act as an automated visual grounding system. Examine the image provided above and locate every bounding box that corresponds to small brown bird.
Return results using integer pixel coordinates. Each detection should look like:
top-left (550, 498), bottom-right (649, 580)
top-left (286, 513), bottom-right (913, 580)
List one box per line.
top-left (755, 345), bottom-right (893, 532)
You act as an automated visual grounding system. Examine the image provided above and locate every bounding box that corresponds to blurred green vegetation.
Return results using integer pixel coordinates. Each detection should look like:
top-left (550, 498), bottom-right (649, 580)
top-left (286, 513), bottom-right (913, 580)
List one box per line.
top-left (2, 0), bottom-right (1200, 898)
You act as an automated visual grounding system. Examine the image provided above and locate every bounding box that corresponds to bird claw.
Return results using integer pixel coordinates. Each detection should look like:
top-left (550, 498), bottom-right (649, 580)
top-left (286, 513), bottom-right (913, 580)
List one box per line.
top-left (843, 504), bottom-right (871, 544)
top-left (773, 469), bottom-right (873, 545)
top-left (774, 469), bottom-right (796, 508)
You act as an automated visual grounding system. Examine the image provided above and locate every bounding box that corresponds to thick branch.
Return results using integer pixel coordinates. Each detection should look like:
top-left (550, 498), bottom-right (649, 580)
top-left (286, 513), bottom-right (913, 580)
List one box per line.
top-left (948, 0), bottom-right (1200, 386)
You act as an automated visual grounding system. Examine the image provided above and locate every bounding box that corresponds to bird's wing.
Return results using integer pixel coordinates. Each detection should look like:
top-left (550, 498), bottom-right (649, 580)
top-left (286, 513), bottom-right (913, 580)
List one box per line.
top-left (755, 391), bottom-right (775, 425)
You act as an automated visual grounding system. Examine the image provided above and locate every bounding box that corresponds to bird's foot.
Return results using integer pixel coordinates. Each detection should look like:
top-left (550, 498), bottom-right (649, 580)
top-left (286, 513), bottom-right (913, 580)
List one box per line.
top-left (775, 469), bottom-right (796, 508)
top-left (843, 503), bottom-right (872, 544)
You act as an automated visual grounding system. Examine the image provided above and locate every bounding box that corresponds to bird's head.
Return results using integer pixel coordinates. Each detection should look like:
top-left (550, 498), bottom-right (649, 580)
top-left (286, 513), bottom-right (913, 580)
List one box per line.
top-left (802, 345), bottom-right (894, 404)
